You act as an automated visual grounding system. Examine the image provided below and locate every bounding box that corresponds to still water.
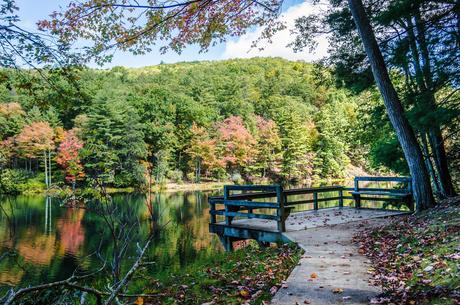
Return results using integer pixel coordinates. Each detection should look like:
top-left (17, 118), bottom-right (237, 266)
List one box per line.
top-left (0, 190), bottom-right (224, 289)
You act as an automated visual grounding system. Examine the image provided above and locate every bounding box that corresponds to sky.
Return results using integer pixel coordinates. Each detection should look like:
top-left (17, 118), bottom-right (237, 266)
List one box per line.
top-left (16, 0), bottom-right (329, 68)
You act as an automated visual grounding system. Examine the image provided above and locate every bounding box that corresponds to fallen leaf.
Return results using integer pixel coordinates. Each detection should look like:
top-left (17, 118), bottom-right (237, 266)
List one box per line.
top-left (310, 272), bottom-right (318, 279)
top-left (134, 297), bottom-right (143, 305)
top-left (239, 288), bottom-right (250, 299)
top-left (332, 288), bottom-right (344, 294)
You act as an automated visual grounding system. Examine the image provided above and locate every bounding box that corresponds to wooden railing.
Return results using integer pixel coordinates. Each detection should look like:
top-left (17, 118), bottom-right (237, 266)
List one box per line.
top-left (209, 185), bottom-right (345, 233)
top-left (209, 177), bottom-right (414, 234)
top-left (350, 176), bottom-right (413, 210)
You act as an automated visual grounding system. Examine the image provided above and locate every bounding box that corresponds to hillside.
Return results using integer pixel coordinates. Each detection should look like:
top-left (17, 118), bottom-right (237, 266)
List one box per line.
top-left (0, 58), bottom-right (402, 191)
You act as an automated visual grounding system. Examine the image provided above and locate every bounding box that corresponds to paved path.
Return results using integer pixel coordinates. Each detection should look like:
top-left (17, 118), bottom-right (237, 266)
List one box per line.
top-left (271, 219), bottom-right (393, 305)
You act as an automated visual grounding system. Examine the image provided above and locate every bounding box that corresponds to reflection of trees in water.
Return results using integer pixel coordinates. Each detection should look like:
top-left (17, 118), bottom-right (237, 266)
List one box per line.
top-left (16, 228), bottom-right (56, 265)
top-left (0, 190), bottom-right (226, 302)
top-left (177, 224), bottom-right (196, 267)
top-left (56, 208), bottom-right (85, 256)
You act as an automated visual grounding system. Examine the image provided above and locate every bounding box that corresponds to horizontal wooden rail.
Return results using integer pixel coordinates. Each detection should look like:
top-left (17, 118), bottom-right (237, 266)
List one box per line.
top-left (286, 196), bottom-right (342, 206)
top-left (209, 185), bottom-right (344, 201)
top-left (353, 176), bottom-right (413, 210)
top-left (223, 211), bottom-right (280, 221)
top-left (355, 176), bottom-right (411, 182)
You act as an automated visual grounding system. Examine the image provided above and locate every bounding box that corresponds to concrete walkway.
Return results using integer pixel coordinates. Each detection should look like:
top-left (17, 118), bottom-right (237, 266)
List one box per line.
top-left (271, 218), bottom-right (392, 305)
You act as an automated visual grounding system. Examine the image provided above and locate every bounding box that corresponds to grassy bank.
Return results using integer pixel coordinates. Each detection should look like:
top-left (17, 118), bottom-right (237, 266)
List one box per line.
top-left (134, 243), bottom-right (302, 305)
top-left (355, 197), bottom-right (460, 304)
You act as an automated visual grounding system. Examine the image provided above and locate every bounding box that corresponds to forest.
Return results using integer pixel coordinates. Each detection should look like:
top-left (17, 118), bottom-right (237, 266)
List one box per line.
top-left (0, 57), bottom-right (413, 193)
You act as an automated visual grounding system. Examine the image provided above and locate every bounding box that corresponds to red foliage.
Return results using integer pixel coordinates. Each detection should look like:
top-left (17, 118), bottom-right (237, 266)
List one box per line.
top-left (216, 116), bottom-right (256, 170)
top-left (56, 129), bottom-right (84, 183)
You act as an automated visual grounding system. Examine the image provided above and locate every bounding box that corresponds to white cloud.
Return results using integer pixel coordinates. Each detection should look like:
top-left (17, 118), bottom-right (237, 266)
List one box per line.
top-left (222, 1), bottom-right (328, 62)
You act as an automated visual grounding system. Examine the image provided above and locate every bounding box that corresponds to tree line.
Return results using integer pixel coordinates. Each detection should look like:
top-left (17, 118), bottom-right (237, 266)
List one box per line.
top-left (0, 58), bottom-right (375, 192)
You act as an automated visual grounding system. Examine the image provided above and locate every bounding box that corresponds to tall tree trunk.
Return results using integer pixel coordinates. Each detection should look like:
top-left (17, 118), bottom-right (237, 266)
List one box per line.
top-left (421, 132), bottom-right (441, 194)
top-left (348, 0), bottom-right (435, 211)
top-left (196, 158), bottom-right (201, 183)
top-left (428, 128), bottom-right (456, 196)
top-left (48, 149), bottom-right (52, 187)
top-left (413, 8), bottom-right (457, 197)
top-left (405, 17), bottom-right (445, 196)
top-left (44, 151), bottom-right (48, 189)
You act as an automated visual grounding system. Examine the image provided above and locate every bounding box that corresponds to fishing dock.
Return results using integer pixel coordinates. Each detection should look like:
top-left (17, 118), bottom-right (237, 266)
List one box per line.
top-left (208, 176), bottom-right (413, 250)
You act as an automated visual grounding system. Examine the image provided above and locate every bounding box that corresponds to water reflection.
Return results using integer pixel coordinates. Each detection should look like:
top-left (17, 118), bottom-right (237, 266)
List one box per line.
top-left (0, 190), bottom-right (223, 289)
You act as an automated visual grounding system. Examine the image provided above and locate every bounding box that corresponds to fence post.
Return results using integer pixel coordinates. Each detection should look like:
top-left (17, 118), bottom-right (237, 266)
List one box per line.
top-left (209, 198), bottom-right (216, 224)
top-left (224, 186), bottom-right (231, 225)
top-left (276, 185), bottom-right (286, 232)
top-left (313, 192), bottom-right (318, 210)
top-left (353, 178), bottom-right (361, 208)
top-left (338, 188), bottom-right (344, 208)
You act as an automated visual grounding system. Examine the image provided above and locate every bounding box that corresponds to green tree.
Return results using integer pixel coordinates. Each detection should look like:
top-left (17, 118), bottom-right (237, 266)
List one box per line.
top-left (80, 91), bottom-right (147, 187)
top-left (0, 102), bottom-right (25, 139)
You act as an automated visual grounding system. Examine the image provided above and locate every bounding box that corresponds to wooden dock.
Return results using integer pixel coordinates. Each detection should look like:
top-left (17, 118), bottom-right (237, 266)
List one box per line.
top-left (209, 177), bottom-right (413, 250)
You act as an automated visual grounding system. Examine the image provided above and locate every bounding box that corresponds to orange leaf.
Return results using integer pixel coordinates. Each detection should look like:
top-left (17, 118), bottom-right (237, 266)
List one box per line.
top-left (134, 297), bottom-right (144, 305)
top-left (239, 288), bottom-right (250, 298)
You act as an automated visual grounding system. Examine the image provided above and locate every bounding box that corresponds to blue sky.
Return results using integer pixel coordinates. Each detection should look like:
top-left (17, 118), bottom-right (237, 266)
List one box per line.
top-left (16, 0), bottom-right (327, 68)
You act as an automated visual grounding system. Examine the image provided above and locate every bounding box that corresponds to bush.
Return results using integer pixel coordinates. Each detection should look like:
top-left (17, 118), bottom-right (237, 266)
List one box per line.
top-left (167, 169), bottom-right (184, 183)
top-left (17, 172), bottom-right (46, 194)
top-left (186, 172), bottom-right (196, 182)
top-left (0, 168), bottom-right (28, 194)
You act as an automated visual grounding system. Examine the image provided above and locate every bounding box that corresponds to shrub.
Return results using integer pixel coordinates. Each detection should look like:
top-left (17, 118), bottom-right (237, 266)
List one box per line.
top-left (17, 173), bottom-right (46, 194)
top-left (0, 168), bottom-right (28, 194)
top-left (167, 169), bottom-right (184, 183)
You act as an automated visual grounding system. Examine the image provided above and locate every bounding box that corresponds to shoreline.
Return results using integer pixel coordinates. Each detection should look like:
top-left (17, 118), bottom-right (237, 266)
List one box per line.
top-left (6, 178), bottom-right (355, 196)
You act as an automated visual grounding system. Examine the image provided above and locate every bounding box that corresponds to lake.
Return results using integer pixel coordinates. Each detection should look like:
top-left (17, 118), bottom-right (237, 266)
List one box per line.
top-left (0, 190), bottom-right (226, 290)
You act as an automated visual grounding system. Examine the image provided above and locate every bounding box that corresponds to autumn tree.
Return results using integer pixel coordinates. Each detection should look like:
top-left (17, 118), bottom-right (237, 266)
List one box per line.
top-left (185, 123), bottom-right (218, 182)
top-left (216, 116), bottom-right (256, 177)
top-left (39, 1), bottom-right (283, 64)
top-left (14, 121), bottom-right (55, 187)
top-left (56, 129), bottom-right (84, 187)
